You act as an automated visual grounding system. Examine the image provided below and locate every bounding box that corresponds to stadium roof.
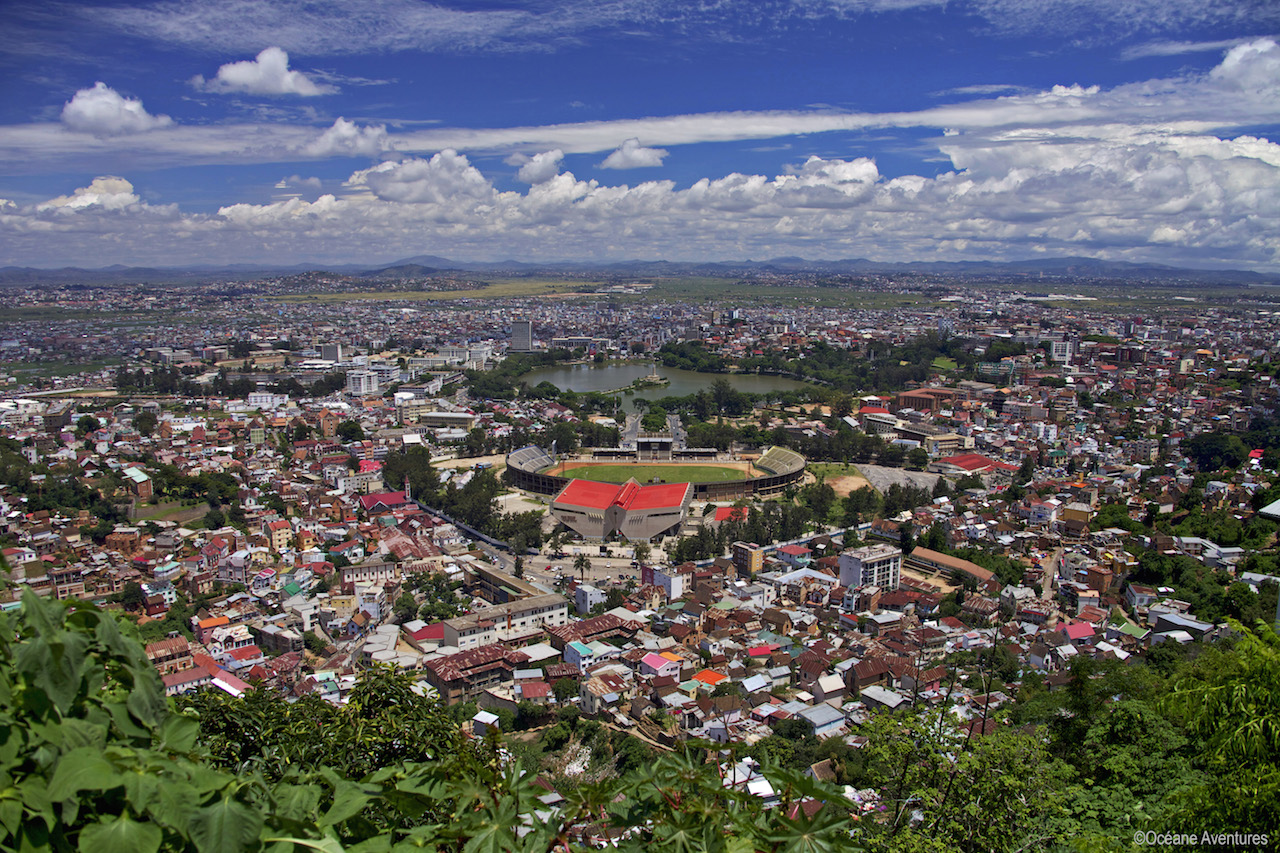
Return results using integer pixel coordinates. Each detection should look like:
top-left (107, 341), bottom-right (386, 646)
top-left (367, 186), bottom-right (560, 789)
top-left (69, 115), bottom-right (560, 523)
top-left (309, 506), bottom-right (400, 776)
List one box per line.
top-left (554, 478), bottom-right (690, 512)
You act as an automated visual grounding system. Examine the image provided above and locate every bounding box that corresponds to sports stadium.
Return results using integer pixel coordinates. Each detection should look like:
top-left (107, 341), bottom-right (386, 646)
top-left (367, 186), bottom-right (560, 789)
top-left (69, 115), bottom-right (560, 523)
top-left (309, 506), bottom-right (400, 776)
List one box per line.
top-left (505, 444), bottom-right (806, 502)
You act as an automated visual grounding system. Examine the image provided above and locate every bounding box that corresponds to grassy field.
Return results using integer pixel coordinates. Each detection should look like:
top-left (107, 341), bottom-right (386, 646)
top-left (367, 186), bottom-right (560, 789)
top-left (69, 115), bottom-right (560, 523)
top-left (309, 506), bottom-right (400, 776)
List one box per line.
top-left (269, 278), bottom-right (601, 303)
top-left (807, 462), bottom-right (862, 480)
top-left (551, 463), bottom-right (751, 484)
top-left (931, 356), bottom-right (958, 370)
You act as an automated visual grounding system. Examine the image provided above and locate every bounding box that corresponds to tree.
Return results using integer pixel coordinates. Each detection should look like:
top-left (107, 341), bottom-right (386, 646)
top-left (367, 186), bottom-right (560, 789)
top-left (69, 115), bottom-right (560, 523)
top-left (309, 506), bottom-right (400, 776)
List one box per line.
top-left (336, 420), bottom-right (365, 442)
top-left (800, 479), bottom-right (837, 525)
top-left (134, 410), bottom-right (157, 437)
top-left (75, 414), bottom-right (100, 436)
top-left (899, 521), bottom-right (915, 554)
top-left (633, 541), bottom-right (652, 564)
top-left (120, 581), bottom-right (146, 611)
top-left (1184, 432), bottom-right (1250, 472)
top-left (393, 591), bottom-right (418, 623)
top-left (1164, 620), bottom-right (1280, 832)
top-left (553, 677), bottom-right (579, 703)
top-left (303, 630), bottom-right (329, 654)
top-left (0, 588), bottom-right (909, 853)
top-left (574, 553), bottom-right (591, 582)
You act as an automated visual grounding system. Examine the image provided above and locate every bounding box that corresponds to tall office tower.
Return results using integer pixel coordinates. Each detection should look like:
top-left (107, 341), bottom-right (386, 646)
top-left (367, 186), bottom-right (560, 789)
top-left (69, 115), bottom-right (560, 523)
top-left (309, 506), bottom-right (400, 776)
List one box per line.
top-left (511, 320), bottom-right (533, 352)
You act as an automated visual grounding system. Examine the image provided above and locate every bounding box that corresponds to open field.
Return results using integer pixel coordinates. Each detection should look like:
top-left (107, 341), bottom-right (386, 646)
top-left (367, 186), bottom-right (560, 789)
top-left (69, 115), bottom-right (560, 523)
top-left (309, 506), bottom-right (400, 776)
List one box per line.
top-left (546, 460), bottom-right (755, 484)
top-left (1, 356), bottom-right (124, 379)
top-left (642, 279), bottom-right (930, 309)
top-left (257, 274), bottom-right (1277, 313)
top-left (268, 278), bottom-right (600, 303)
top-left (808, 462), bottom-right (873, 497)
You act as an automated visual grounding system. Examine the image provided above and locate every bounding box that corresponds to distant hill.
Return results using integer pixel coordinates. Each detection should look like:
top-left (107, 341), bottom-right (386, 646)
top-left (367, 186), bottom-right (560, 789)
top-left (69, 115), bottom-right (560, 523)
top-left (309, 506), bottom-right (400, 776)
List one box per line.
top-left (0, 255), bottom-right (1273, 285)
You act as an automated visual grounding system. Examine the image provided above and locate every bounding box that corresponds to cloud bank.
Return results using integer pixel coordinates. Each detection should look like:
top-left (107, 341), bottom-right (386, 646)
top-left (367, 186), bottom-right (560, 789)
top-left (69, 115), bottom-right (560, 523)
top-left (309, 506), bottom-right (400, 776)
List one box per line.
top-left (2, 39), bottom-right (1278, 272)
top-left (92, 0), bottom-right (1280, 56)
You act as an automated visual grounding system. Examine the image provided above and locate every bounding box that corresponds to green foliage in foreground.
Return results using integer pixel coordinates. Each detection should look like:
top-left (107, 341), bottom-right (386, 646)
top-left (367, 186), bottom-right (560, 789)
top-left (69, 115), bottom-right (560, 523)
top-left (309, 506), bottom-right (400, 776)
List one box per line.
top-left (0, 590), bottom-right (861, 852)
top-left (4, 588), bottom-right (1278, 852)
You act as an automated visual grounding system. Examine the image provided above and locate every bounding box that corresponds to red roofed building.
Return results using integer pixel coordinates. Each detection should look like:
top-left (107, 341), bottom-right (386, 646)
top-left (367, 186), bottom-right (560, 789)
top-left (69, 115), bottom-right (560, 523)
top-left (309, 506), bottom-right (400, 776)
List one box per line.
top-left (929, 453), bottom-right (1019, 480)
top-left (713, 506), bottom-right (748, 523)
top-left (359, 490), bottom-right (410, 513)
top-left (424, 644), bottom-right (531, 704)
top-left (550, 477), bottom-right (693, 541)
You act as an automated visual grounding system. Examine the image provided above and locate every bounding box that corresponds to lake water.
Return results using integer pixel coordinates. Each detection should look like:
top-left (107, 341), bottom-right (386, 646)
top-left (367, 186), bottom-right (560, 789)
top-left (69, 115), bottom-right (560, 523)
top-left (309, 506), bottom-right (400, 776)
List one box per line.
top-left (522, 362), bottom-right (813, 412)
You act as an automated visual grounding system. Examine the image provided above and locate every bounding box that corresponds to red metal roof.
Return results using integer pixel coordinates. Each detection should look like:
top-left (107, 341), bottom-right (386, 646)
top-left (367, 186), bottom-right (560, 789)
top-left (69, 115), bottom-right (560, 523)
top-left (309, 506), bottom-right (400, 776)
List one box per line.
top-left (624, 482), bottom-right (690, 510)
top-left (555, 479), bottom-right (624, 509)
top-left (554, 478), bottom-right (689, 511)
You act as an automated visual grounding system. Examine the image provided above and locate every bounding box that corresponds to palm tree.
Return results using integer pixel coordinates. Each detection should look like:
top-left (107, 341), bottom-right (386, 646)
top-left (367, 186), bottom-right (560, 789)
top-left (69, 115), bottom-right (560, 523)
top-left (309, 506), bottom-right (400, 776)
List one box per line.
top-left (573, 553), bottom-right (591, 582)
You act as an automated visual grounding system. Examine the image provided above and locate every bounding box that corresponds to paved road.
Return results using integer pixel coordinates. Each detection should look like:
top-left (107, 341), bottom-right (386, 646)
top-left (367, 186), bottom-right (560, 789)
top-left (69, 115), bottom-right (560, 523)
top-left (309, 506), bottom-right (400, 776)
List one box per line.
top-left (1041, 547), bottom-right (1063, 600)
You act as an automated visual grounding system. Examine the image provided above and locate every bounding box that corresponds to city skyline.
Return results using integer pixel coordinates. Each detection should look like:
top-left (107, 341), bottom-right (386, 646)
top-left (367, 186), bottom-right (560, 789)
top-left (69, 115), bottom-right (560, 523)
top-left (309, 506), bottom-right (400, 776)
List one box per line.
top-left (1, 0), bottom-right (1279, 271)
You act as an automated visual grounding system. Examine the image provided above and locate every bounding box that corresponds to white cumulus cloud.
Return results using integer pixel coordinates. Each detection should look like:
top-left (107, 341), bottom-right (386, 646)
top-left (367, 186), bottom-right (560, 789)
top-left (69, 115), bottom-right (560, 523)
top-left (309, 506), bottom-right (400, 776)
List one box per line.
top-left (600, 138), bottom-right (669, 169)
top-left (302, 118), bottom-right (389, 157)
top-left (351, 151), bottom-right (499, 207)
top-left (37, 176), bottom-right (141, 211)
top-left (513, 149), bottom-right (565, 184)
top-left (60, 83), bottom-right (173, 135)
top-left (192, 47), bottom-right (336, 96)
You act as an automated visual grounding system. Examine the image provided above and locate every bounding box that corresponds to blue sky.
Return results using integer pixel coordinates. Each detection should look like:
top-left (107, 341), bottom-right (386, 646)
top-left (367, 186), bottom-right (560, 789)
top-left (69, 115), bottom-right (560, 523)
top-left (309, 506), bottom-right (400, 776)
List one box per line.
top-left (1, 0), bottom-right (1278, 270)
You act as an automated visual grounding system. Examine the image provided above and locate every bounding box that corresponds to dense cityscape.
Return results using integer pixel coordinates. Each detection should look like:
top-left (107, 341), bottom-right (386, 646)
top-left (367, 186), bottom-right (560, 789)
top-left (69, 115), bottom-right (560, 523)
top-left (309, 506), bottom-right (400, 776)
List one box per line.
top-left (5, 0), bottom-right (1280, 847)
top-left (1, 267), bottom-right (1278, 850)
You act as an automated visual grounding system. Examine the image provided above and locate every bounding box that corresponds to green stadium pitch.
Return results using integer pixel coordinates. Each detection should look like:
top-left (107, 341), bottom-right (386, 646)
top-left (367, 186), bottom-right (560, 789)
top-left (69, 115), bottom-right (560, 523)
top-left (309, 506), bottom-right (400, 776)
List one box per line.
top-left (545, 462), bottom-right (753, 484)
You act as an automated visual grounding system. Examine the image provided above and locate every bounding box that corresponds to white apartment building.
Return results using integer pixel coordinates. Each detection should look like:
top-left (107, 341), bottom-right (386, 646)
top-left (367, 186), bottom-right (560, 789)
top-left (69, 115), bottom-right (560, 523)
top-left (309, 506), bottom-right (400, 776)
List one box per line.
top-left (442, 594), bottom-right (570, 649)
top-left (838, 544), bottom-right (903, 591)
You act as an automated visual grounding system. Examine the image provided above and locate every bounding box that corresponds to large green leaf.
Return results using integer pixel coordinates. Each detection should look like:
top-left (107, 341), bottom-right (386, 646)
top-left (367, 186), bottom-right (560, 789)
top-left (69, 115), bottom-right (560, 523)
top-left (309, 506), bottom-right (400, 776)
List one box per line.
top-left (157, 714), bottom-right (200, 755)
top-left (271, 783), bottom-right (322, 823)
top-left (16, 629), bottom-right (89, 716)
top-left (262, 836), bottom-right (346, 853)
top-left (318, 779), bottom-right (373, 828)
top-left (46, 748), bottom-right (118, 802)
top-left (187, 797), bottom-right (263, 853)
top-left (126, 677), bottom-right (168, 730)
top-left (77, 813), bottom-right (162, 853)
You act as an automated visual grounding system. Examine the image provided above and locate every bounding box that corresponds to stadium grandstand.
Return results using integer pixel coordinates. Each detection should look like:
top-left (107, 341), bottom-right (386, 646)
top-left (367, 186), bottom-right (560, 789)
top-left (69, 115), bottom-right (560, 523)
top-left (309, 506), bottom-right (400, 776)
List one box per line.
top-left (505, 444), bottom-right (805, 500)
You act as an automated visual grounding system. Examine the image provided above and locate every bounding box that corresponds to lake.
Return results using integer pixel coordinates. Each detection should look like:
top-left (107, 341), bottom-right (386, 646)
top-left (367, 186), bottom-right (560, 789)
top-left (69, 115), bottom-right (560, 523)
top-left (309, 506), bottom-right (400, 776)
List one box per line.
top-left (521, 362), bottom-right (813, 412)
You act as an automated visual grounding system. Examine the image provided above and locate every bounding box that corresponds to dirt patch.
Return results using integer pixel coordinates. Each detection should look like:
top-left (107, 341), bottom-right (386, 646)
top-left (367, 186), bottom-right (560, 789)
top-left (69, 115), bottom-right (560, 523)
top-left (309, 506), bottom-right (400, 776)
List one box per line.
top-left (827, 474), bottom-right (873, 498)
top-left (433, 454), bottom-right (506, 470)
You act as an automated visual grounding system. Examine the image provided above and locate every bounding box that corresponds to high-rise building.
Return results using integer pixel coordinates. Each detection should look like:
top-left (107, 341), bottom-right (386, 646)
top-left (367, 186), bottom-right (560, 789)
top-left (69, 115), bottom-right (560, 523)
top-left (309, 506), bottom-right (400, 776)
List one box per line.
top-left (510, 320), bottom-right (533, 353)
top-left (320, 344), bottom-right (343, 363)
top-left (838, 544), bottom-right (902, 591)
top-left (346, 370), bottom-right (379, 396)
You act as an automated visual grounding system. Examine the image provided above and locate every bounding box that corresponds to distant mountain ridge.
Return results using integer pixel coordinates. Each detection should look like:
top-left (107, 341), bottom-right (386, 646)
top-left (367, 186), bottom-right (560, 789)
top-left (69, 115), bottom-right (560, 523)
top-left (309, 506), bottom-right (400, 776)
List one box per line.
top-left (0, 255), bottom-right (1272, 285)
